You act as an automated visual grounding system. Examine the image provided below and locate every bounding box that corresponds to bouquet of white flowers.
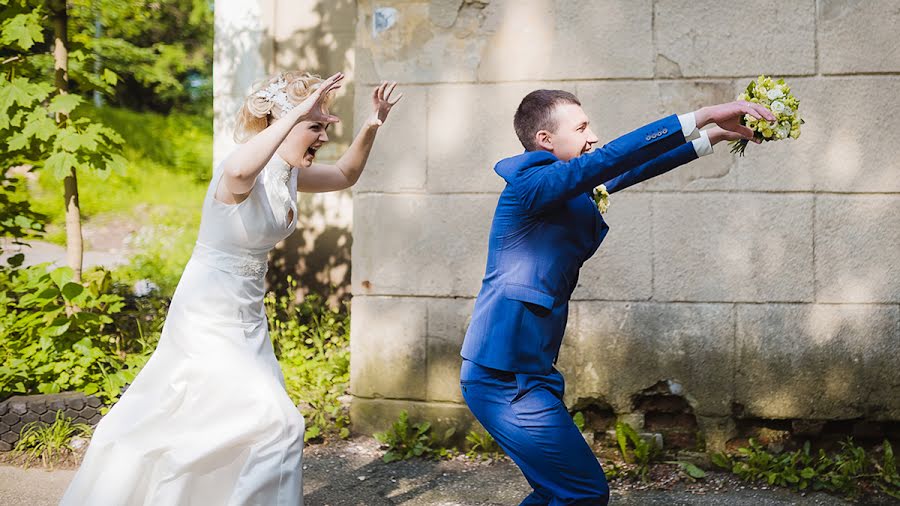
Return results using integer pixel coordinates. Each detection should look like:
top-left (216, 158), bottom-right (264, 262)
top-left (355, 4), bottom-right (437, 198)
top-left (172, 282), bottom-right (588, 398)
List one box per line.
top-left (730, 75), bottom-right (804, 156)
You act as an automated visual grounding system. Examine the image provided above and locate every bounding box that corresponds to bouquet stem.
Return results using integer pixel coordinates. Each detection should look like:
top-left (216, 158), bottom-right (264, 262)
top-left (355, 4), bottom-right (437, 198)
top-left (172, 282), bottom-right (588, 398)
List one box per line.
top-left (729, 139), bottom-right (749, 156)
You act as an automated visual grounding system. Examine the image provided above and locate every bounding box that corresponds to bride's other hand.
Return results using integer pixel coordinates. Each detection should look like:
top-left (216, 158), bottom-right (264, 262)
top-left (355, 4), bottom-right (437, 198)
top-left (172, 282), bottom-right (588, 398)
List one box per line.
top-left (366, 81), bottom-right (402, 128)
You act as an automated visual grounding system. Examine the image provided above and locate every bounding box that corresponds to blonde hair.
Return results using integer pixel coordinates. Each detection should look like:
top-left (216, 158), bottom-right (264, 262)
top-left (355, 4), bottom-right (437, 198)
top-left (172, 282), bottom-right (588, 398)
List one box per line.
top-left (233, 71), bottom-right (335, 143)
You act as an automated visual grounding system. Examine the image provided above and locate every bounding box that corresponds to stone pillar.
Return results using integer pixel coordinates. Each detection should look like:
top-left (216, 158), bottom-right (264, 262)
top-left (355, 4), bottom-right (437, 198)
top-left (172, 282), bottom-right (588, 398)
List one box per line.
top-left (214, 0), bottom-right (357, 303)
top-left (213, 0), bottom-right (274, 167)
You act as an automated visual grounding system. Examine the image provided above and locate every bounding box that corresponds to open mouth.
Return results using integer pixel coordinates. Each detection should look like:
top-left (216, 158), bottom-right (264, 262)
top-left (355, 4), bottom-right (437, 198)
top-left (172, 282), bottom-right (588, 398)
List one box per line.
top-left (306, 146), bottom-right (318, 158)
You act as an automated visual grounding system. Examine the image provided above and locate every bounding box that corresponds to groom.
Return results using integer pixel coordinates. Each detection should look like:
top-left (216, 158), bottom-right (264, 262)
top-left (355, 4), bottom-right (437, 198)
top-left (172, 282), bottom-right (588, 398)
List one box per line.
top-left (459, 89), bottom-right (774, 505)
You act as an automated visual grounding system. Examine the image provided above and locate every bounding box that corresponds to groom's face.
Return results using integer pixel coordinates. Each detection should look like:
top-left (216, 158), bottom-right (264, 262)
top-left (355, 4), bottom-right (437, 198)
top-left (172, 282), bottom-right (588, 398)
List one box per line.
top-left (545, 103), bottom-right (599, 162)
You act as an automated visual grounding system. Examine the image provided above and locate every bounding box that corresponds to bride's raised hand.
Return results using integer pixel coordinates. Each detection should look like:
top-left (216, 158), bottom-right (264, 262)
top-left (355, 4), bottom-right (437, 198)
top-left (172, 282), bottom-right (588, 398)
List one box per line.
top-left (294, 72), bottom-right (345, 125)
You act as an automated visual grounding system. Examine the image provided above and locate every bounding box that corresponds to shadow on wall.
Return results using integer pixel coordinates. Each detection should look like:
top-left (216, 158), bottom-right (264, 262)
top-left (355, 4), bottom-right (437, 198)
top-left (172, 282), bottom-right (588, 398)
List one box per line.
top-left (266, 0), bottom-right (356, 304)
top-left (273, 0), bottom-right (357, 158)
top-left (269, 191), bottom-right (352, 306)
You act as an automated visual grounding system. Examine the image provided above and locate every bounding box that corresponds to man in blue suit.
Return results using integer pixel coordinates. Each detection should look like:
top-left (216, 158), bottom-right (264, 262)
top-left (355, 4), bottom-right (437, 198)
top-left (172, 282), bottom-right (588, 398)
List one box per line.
top-left (460, 89), bottom-right (775, 505)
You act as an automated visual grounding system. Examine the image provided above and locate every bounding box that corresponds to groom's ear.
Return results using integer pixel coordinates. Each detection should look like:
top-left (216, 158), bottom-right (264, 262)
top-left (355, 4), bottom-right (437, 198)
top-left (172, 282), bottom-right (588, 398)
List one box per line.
top-left (534, 130), bottom-right (553, 152)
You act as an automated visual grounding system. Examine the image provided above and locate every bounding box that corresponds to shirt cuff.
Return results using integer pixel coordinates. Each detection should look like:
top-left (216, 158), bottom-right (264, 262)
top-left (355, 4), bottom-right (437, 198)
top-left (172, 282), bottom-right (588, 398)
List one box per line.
top-left (691, 129), bottom-right (714, 157)
top-left (678, 112), bottom-right (699, 140)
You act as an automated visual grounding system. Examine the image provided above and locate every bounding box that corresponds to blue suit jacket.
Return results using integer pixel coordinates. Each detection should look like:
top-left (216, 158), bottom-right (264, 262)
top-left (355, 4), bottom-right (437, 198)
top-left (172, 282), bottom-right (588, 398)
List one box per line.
top-left (461, 115), bottom-right (700, 374)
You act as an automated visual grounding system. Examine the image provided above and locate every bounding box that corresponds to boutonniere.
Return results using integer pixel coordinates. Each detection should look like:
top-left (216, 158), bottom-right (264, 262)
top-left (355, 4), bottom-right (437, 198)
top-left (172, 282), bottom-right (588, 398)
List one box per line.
top-left (591, 184), bottom-right (610, 214)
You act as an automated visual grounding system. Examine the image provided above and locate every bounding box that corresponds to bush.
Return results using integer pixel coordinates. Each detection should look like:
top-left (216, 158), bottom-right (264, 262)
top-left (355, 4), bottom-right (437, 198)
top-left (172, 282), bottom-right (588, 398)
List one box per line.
top-left (713, 438), bottom-right (900, 499)
top-left (0, 264), bottom-right (152, 405)
top-left (266, 280), bottom-right (350, 442)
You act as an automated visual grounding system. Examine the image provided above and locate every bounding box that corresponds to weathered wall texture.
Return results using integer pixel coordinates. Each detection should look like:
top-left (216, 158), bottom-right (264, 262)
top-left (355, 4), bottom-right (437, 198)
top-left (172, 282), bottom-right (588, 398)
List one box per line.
top-left (348, 0), bottom-right (900, 447)
top-left (214, 0), bottom-right (356, 302)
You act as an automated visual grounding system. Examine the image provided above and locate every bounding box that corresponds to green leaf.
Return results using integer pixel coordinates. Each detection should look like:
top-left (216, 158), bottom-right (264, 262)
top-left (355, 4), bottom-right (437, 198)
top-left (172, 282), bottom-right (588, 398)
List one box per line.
top-left (22, 109), bottom-right (58, 142)
top-left (0, 12), bottom-right (44, 50)
top-left (49, 267), bottom-right (74, 289)
top-left (7, 131), bottom-right (29, 151)
top-left (45, 150), bottom-right (77, 179)
top-left (48, 94), bottom-right (84, 116)
top-left (615, 422), bottom-right (630, 461)
top-left (0, 78), bottom-right (50, 111)
top-left (573, 411), bottom-right (586, 432)
top-left (44, 321), bottom-right (71, 337)
top-left (7, 253), bottom-right (24, 267)
top-left (102, 68), bottom-right (119, 86)
top-left (680, 462), bottom-right (706, 479)
top-left (57, 128), bottom-right (86, 152)
top-left (72, 336), bottom-right (92, 353)
top-left (303, 425), bottom-right (321, 442)
top-left (61, 282), bottom-right (84, 301)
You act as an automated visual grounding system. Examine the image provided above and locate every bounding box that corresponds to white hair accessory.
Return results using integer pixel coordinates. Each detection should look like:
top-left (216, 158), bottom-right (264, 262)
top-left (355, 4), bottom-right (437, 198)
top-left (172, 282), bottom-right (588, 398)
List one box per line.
top-left (254, 76), bottom-right (295, 113)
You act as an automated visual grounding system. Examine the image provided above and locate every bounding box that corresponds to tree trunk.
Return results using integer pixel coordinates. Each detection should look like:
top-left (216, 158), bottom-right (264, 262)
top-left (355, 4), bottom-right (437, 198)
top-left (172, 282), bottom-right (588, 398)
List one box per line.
top-left (49, 0), bottom-right (82, 281)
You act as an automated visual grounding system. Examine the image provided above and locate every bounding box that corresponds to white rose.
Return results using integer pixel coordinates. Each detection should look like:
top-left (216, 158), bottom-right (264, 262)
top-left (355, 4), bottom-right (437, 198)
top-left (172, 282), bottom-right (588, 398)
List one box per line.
top-left (766, 88), bottom-right (784, 100)
top-left (771, 101), bottom-right (786, 114)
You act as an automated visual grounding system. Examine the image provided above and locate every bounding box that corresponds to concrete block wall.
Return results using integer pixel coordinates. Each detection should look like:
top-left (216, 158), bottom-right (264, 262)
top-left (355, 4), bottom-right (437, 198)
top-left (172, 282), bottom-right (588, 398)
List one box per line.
top-left (0, 394), bottom-right (102, 451)
top-left (349, 0), bottom-right (900, 446)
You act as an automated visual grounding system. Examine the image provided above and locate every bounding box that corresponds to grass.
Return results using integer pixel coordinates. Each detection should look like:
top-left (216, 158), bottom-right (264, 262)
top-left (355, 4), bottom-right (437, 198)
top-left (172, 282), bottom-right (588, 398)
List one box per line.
top-left (13, 411), bottom-right (93, 469)
top-left (25, 105), bottom-right (212, 295)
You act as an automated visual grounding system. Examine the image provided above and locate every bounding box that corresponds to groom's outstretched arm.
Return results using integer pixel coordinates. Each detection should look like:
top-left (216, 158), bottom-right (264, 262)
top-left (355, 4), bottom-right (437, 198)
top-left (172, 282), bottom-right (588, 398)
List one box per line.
top-left (499, 102), bottom-right (773, 214)
top-left (498, 115), bottom-right (686, 214)
top-left (603, 113), bottom-right (711, 194)
top-left (603, 141), bottom-right (699, 194)
top-left (604, 119), bottom-right (760, 194)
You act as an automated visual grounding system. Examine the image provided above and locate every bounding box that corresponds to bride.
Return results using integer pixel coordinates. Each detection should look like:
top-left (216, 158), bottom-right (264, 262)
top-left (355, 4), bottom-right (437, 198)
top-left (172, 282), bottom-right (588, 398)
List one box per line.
top-left (60, 71), bottom-right (401, 505)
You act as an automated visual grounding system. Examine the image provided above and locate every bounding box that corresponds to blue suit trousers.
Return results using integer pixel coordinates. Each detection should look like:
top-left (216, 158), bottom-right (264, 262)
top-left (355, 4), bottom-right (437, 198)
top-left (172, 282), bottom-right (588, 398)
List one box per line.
top-left (460, 360), bottom-right (609, 505)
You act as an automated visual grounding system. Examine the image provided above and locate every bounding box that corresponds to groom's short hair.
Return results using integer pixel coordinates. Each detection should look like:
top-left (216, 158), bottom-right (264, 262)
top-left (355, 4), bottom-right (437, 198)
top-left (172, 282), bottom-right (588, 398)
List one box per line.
top-left (514, 89), bottom-right (581, 151)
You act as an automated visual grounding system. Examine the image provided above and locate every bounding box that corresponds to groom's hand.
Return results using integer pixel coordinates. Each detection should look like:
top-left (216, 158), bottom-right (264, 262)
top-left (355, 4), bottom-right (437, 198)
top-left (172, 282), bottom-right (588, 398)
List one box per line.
top-left (707, 125), bottom-right (759, 145)
top-left (695, 101), bottom-right (775, 140)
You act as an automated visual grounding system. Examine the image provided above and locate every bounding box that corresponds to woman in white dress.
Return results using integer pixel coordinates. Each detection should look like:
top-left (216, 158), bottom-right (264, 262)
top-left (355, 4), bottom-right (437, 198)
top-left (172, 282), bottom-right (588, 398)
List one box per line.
top-left (60, 71), bottom-right (401, 505)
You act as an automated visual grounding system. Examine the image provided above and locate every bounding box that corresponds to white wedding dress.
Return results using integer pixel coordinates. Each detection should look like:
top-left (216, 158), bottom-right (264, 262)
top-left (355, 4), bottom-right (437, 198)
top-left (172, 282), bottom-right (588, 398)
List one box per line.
top-left (61, 154), bottom-right (306, 506)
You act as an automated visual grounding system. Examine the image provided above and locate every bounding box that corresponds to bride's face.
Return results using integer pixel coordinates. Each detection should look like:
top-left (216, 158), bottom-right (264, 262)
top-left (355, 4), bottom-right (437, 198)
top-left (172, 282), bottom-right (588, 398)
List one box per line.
top-left (278, 120), bottom-right (331, 168)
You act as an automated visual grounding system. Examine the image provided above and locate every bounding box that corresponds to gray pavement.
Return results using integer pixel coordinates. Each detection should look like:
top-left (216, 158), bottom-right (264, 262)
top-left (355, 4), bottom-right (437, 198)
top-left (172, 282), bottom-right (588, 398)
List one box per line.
top-left (0, 437), bottom-right (878, 505)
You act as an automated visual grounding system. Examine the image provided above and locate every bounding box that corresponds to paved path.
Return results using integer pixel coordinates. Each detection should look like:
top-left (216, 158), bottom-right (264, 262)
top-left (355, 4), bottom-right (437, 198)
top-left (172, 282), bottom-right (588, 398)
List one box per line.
top-left (0, 437), bottom-right (871, 505)
top-left (0, 240), bottom-right (128, 270)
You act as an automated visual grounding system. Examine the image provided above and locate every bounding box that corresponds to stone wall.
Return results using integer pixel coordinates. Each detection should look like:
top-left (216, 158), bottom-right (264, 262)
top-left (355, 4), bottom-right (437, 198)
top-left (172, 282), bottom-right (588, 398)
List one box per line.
top-left (348, 0), bottom-right (900, 448)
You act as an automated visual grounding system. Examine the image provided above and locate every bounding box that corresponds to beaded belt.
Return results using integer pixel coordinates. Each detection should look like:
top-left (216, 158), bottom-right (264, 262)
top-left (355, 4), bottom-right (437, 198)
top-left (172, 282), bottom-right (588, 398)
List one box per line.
top-left (191, 242), bottom-right (268, 279)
